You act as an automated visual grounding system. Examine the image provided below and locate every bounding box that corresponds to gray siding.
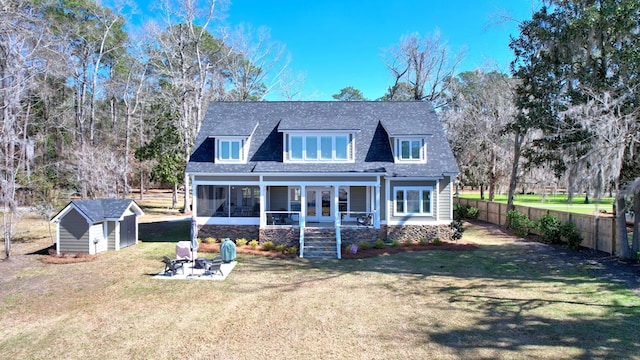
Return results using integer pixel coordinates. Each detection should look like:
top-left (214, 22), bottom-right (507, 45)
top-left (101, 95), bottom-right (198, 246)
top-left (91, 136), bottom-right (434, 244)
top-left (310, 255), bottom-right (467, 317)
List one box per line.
top-left (195, 175), bottom-right (259, 182)
top-left (350, 186), bottom-right (367, 212)
top-left (438, 176), bottom-right (453, 221)
top-left (269, 186), bottom-right (288, 210)
top-left (262, 175), bottom-right (378, 183)
top-left (59, 209), bottom-right (90, 253)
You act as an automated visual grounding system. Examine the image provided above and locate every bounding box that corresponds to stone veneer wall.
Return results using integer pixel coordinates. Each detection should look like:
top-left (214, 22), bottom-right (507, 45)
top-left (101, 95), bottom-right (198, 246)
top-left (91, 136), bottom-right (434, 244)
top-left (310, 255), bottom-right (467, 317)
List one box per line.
top-left (198, 225), bottom-right (260, 242)
top-left (386, 224), bottom-right (454, 242)
top-left (339, 226), bottom-right (386, 246)
top-left (259, 227), bottom-right (300, 247)
top-left (198, 224), bottom-right (454, 246)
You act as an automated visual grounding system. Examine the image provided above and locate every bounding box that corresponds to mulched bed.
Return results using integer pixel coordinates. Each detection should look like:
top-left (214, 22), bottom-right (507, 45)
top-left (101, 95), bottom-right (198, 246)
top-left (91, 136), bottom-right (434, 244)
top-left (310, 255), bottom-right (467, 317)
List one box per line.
top-left (198, 240), bottom-right (479, 259)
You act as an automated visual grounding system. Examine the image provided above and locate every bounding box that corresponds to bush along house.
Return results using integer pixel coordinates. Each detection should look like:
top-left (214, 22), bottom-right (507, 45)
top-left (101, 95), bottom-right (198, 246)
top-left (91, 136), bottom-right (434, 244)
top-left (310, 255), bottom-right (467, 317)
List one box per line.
top-left (186, 101), bottom-right (459, 258)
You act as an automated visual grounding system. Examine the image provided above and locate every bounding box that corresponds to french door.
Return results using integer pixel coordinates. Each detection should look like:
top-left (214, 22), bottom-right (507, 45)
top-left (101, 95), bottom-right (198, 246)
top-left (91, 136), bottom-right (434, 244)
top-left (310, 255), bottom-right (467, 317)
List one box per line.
top-left (306, 187), bottom-right (333, 222)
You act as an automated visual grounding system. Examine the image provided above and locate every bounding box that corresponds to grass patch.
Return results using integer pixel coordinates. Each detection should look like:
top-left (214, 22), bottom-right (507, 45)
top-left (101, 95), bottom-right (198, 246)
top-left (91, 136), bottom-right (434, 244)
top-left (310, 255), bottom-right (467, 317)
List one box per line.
top-left (1, 222), bottom-right (639, 359)
top-left (459, 193), bottom-right (614, 214)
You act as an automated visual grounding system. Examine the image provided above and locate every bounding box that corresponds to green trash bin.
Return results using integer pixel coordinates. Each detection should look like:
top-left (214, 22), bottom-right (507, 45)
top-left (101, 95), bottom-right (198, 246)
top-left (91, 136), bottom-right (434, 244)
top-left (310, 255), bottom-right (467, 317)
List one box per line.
top-left (220, 238), bottom-right (236, 263)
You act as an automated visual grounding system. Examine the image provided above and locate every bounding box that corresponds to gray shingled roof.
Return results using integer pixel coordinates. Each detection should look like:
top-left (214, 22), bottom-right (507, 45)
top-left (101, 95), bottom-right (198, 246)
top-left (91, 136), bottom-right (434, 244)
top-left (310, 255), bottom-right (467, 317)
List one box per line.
top-left (54, 199), bottom-right (141, 223)
top-left (187, 101), bottom-right (459, 178)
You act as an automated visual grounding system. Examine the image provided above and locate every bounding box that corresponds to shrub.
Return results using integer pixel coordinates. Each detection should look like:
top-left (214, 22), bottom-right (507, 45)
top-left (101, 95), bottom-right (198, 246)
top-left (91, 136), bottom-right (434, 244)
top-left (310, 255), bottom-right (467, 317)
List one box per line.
top-left (418, 237), bottom-right (429, 246)
top-left (275, 244), bottom-right (287, 252)
top-left (453, 203), bottom-right (467, 220)
top-left (262, 241), bottom-right (276, 251)
top-left (432, 237), bottom-right (442, 245)
top-left (453, 203), bottom-right (479, 220)
top-left (560, 221), bottom-right (583, 249)
top-left (390, 239), bottom-right (401, 247)
top-left (403, 238), bottom-right (414, 246)
top-left (507, 210), bottom-right (532, 237)
top-left (536, 214), bottom-right (562, 243)
top-left (450, 219), bottom-right (464, 240)
top-left (248, 239), bottom-right (259, 249)
top-left (202, 237), bottom-right (216, 244)
top-left (358, 241), bottom-right (371, 250)
top-left (235, 238), bottom-right (248, 247)
top-left (373, 239), bottom-right (385, 249)
top-left (287, 246), bottom-right (298, 255)
top-left (466, 206), bottom-right (479, 219)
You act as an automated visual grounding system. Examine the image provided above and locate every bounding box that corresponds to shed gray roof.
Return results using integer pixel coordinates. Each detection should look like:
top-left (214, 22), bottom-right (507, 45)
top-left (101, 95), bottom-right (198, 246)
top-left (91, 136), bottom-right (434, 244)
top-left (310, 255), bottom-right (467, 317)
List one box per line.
top-left (187, 101), bottom-right (459, 178)
top-left (52, 199), bottom-right (143, 223)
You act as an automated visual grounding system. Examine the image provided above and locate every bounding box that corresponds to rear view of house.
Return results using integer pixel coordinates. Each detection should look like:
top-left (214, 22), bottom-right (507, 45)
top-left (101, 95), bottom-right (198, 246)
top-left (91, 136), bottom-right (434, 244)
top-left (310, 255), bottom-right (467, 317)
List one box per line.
top-left (187, 101), bottom-right (459, 258)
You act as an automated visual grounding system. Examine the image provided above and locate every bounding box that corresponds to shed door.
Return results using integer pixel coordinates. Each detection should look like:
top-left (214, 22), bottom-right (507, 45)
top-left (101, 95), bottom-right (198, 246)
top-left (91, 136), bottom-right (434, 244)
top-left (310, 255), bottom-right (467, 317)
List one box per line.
top-left (119, 215), bottom-right (136, 248)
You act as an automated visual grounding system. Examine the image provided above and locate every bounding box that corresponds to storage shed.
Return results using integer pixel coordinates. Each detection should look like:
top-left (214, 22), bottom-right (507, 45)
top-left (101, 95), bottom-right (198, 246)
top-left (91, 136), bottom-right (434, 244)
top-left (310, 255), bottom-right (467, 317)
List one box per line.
top-left (50, 199), bottom-right (144, 255)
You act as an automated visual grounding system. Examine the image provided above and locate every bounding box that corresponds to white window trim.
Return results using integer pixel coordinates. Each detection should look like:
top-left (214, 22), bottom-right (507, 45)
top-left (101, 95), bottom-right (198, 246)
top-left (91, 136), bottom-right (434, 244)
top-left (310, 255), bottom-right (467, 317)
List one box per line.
top-left (394, 137), bottom-right (426, 163)
top-left (394, 186), bottom-right (433, 216)
top-left (284, 133), bottom-right (354, 163)
top-left (216, 137), bottom-right (247, 163)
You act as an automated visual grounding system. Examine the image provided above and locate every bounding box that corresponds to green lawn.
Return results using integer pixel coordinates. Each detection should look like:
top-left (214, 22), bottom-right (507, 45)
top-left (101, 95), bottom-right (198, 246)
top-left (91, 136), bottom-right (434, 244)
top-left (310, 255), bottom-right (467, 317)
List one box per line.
top-left (1, 222), bottom-right (638, 359)
top-left (458, 193), bottom-right (614, 214)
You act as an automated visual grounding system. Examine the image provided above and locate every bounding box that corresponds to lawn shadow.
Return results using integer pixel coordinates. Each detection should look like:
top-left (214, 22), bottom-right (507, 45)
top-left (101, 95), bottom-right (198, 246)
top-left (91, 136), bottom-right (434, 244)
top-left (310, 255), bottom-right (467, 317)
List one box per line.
top-left (139, 219), bottom-right (190, 243)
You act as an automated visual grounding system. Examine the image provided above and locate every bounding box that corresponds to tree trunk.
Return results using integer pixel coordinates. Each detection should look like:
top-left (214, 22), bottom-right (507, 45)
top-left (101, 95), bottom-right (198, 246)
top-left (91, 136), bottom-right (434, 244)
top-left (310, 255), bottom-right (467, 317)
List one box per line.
top-left (172, 183), bottom-right (178, 210)
top-left (632, 192), bottom-right (639, 256)
top-left (616, 195), bottom-right (632, 259)
top-left (507, 132), bottom-right (524, 211)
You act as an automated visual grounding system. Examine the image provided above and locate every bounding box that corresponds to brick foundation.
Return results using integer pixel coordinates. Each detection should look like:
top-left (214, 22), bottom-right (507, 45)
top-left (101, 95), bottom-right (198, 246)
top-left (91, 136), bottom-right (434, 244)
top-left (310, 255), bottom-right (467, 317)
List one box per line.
top-left (198, 225), bottom-right (260, 242)
top-left (386, 224), bottom-right (454, 242)
top-left (259, 227), bottom-right (300, 246)
top-left (198, 223), bottom-right (454, 246)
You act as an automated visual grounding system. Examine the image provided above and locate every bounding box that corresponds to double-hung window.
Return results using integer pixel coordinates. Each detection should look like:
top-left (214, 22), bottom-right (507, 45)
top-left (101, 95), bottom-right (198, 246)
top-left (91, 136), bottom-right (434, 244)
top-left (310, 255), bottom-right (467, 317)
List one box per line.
top-left (394, 187), bottom-right (432, 216)
top-left (216, 138), bottom-right (245, 162)
top-left (395, 138), bottom-right (426, 163)
top-left (286, 133), bottom-right (352, 162)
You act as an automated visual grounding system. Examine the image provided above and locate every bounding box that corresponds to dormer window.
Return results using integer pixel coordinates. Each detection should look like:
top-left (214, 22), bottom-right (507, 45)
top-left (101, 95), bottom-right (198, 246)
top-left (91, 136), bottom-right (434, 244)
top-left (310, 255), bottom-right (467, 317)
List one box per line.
top-left (285, 133), bottom-right (354, 162)
top-left (216, 138), bottom-right (246, 163)
top-left (395, 138), bottom-right (426, 163)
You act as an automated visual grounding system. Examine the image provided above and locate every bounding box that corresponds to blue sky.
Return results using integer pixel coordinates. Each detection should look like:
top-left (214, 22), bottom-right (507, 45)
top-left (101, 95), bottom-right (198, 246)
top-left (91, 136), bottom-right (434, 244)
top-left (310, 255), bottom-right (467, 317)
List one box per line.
top-left (137, 0), bottom-right (537, 100)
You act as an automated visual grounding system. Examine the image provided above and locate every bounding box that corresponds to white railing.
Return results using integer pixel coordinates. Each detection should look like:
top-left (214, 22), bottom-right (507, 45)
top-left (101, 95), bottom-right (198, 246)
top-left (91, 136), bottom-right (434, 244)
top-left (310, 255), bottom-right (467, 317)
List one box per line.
top-left (339, 211), bottom-right (375, 227)
top-left (264, 211), bottom-right (301, 226)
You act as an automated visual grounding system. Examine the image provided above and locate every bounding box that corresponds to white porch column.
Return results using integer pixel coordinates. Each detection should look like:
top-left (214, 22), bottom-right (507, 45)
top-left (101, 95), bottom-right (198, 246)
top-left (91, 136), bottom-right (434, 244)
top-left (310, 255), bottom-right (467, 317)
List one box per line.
top-left (300, 185), bottom-right (306, 226)
top-left (435, 178), bottom-right (440, 221)
top-left (259, 177), bottom-right (266, 227)
top-left (333, 185), bottom-right (340, 225)
top-left (375, 180), bottom-right (381, 228)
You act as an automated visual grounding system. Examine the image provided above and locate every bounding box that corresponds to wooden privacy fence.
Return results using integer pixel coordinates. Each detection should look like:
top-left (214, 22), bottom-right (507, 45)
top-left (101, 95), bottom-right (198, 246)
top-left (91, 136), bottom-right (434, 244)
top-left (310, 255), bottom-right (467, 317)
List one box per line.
top-left (454, 198), bottom-right (617, 255)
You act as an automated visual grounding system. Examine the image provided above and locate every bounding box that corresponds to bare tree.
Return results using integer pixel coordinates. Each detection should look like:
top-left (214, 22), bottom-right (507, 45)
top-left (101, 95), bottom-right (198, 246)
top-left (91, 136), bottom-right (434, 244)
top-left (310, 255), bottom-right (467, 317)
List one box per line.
top-left (0, 1), bottom-right (52, 258)
top-left (146, 0), bottom-right (228, 213)
top-left (224, 24), bottom-right (290, 101)
top-left (442, 71), bottom-right (517, 200)
top-left (382, 31), bottom-right (464, 106)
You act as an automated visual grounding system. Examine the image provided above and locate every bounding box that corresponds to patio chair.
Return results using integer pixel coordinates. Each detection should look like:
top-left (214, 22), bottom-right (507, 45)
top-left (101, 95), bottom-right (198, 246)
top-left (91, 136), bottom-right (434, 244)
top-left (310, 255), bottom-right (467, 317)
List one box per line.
top-left (357, 214), bottom-right (373, 226)
top-left (204, 256), bottom-right (224, 276)
top-left (162, 255), bottom-right (184, 276)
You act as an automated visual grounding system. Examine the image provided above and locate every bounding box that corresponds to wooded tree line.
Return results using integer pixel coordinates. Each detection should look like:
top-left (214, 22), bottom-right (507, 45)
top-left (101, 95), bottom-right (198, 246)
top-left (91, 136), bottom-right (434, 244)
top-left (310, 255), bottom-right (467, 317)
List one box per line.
top-left (0, 0), bottom-right (297, 256)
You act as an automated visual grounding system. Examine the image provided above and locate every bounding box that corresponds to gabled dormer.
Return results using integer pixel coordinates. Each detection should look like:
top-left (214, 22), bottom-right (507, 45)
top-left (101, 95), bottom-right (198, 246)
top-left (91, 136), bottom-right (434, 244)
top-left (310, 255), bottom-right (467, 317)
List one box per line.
top-left (212, 121), bottom-right (258, 164)
top-left (391, 136), bottom-right (428, 163)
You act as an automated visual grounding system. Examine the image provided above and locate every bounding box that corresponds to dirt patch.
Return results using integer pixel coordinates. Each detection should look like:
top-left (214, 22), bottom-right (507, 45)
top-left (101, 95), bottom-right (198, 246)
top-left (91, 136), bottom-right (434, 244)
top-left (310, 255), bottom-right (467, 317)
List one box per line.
top-left (342, 240), bottom-right (479, 259)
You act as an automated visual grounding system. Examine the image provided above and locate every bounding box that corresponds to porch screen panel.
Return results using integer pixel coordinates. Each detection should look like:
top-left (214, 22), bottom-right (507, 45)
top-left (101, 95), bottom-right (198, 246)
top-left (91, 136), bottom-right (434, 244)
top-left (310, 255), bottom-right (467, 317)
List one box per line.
top-left (196, 185), bottom-right (214, 217)
top-left (213, 186), bottom-right (227, 217)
